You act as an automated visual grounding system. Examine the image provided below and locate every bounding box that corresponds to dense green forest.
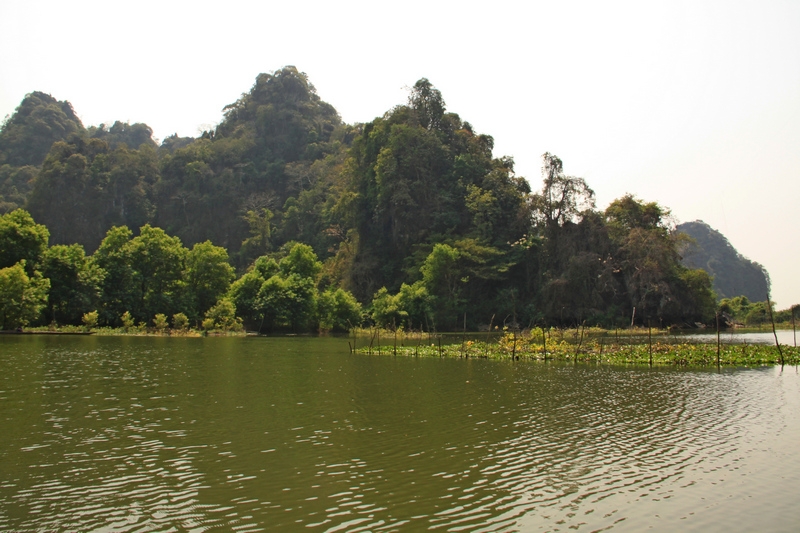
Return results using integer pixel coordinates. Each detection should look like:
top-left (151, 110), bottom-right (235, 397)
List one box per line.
top-left (1, 67), bottom-right (793, 332)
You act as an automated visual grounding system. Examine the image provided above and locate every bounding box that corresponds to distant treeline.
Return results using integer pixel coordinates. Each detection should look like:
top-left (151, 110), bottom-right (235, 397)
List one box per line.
top-left (0, 67), bottom-right (790, 331)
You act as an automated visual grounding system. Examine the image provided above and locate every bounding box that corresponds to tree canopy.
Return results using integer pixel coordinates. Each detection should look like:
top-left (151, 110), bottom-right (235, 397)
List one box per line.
top-left (0, 70), bottom-right (778, 331)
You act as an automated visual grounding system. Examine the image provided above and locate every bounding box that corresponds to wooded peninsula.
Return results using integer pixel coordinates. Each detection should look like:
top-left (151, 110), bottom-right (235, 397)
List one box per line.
top-left (0, 67), bottom-right (794, 333)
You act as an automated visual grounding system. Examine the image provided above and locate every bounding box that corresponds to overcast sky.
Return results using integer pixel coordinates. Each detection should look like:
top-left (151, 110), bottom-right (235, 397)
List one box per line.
top-left (2, 0), bottom-right (798, 307)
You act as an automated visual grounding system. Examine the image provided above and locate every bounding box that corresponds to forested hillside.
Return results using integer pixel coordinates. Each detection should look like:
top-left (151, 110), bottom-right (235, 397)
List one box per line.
top-left (1, 67), bottom-right (761, 332)
top-left (676, 220), bottom-right (769, 302)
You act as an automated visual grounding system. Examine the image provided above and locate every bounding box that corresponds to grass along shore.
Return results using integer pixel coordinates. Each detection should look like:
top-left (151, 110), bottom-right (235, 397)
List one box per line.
top-left (18, 325), bottom-right (245, 336)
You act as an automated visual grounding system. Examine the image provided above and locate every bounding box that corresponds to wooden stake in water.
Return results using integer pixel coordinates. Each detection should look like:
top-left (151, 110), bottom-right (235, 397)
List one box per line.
top-left (766, 295), bottom-right (783, 366)
top-left (512, 328), bottom-right (517, 360)
top-left (486, 314), bottom-right (495, 358)
top-left (716, 312), bottom-right (721, 368)
top-left (460, 312), bottom-right (466, 358)
top-left (792, 305), bottom-right (797, 348)
top-left (648, 321), bottom-right (653, 367)
top-left (543, 326), bottom-right (547, 361)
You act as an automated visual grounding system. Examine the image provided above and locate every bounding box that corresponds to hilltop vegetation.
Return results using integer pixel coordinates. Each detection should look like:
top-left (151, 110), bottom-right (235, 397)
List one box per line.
top-left (1, 67), bottom-right (792, 332)
top-left (677, 220), bottom-right (769, 302)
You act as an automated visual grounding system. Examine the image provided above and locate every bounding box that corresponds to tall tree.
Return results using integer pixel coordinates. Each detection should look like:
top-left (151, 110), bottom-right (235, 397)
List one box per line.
top-left (93, 226), bottom-right (136, 325)
top-left (41, 244), bottom-right (103, 325)
top-left (0, 209), bottom-right (49, 274)
top-left (128, 225), bottom-right (189, 322)
top-left (185, 241), bottom-right (235, 320)
top-left (0, 262), bottom-right (49, 330)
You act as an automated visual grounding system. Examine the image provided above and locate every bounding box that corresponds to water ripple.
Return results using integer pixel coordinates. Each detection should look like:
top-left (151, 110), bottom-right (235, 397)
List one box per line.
top-left (2, 338), bottom-right (800, 531)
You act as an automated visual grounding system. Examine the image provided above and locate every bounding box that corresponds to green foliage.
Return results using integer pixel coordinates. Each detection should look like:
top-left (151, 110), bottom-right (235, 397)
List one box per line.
top-left (260, 274), bottom-right (317, 332)
top-left (531, 152), bottom-right (595, 231)
top-left (152, 66), bottom-right (346, 265)
top-left (88, 121), bottom-right (156, 150)
top-left (358, 334), bottom-right (800, 367)
top-left (81, 310), bottom-right (99, 330)
top-left (279, 242), bottom-right (322, 279)
top-left (370, 281), bottom-right (432, 330)
top-left (408, 78), bottom-right (445, 131)
top-left (228, 242), bottom-right (358, 333)
top-left (605, 194), bottom-right (670, 241)
top-left (94, 226), bottom-right (136, 325)
top-left (0, 261), bottom-right (49, 329)
top-left (228, 269), bottom-right (268, 328)
top-left (240, 208), bottom-right (273, 261)
top-left (370, 287), bottom-right (405, 328)
top-left (0, 209), bottom-right (49, 274)
top-left (121, 311), bottom-right (135, 330)
top-left (93, 224), bottom-right (232, 326)
top-left (26, 137), bottom-right (157, 249)
top-left (186, 240), bottom-right (235, 320)
top-left (0, 91), bottom-right (85, 167)
top-left (677, 220), bottom-right (768, 302)
top-left (204, 298), bottom-right (242, 331)
top-left (41, 244), bottom-right (103, 325)
top-left (317, 287), bottom-right (362, 332)
top-left (0, 73), bottom-right (775, 332)
top-left (128, 224), bottom-right (188, 322)
top-left (420, 244), bottom-right (464, 329)
top-left (172, 312), bottom-right (189, 330)
top-left (0, 165), bottom-right (37, 213)
top-left (153, 313), bottom-right (169, 331)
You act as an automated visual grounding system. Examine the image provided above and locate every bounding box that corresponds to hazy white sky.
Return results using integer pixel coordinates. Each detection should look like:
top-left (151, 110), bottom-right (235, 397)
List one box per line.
top-left (2, 0), bottom-right (798, 307)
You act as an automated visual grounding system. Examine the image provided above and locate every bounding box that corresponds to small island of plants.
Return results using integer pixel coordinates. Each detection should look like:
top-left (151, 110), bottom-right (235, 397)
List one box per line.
top-left (354, 327), bottom-right (800, 367)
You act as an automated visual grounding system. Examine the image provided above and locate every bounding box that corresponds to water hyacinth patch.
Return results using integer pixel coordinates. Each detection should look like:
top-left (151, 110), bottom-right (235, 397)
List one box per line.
top-left (357, 331), bottom-right (800, 367)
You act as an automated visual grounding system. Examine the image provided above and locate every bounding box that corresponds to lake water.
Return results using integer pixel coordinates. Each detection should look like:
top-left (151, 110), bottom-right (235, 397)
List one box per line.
top-left (1, 335), bottom-right (799, 532)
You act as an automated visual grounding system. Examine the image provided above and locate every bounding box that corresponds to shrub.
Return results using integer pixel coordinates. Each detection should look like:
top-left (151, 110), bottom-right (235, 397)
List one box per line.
top-left (153, 313), bottom-right (168, 332)
top-left (121, 311), bottom-right (135, 331)
top-left (172, 312), bottom-right (189, 331)
top-left (82, 310), bottom-right (99, 331)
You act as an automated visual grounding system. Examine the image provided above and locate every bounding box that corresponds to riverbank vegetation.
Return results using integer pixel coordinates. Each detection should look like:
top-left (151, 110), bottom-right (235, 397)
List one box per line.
top-left (354, 329), bottom-right (800, 367)
top-left (1, 68), bottom-right (794, 334)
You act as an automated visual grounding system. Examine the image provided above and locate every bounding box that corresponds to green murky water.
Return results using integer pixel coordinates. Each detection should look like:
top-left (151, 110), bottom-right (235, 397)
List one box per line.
top-left (1, 335), bottom-right (799, 531)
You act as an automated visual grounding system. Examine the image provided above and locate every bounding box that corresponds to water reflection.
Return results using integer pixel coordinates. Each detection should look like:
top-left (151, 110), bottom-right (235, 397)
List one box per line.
top-left (1, 336), bottom-right (799, 531)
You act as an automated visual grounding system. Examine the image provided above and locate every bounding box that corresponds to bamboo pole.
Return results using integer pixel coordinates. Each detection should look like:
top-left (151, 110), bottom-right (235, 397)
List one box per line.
top-left (543, 326), bottom-right (547, 361)
top-left (716, 312), bottom-right (721, 368)
top-left (460, 312), bottom-right (466, 358)
top-left (767, 297), bottom-right (783, 366)
top-left (512, 329), bottom-right (517, 360)
top-left (486, 314), bottom-right (495, 358)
